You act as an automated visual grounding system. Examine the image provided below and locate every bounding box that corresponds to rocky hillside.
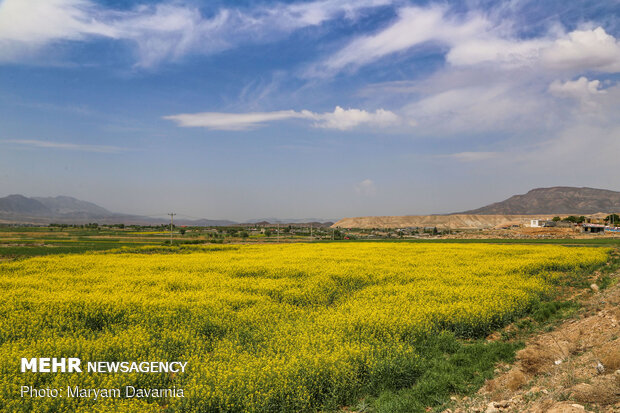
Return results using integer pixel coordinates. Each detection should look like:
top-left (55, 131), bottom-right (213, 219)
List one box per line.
top-left (461, 187), bottom-right (620, 215)
top-left (0, 194), bottom-right (314, 226)
top-left (0, 195), bottom-right (50, 215)
top-left (32, 196), bottom-right (113, 216)
top-left (333, 187), bottom-right (620, 229)
top-left (0, 194), bottom-right (116, 221)
top-left (332, 214), bottom-right (557, 229)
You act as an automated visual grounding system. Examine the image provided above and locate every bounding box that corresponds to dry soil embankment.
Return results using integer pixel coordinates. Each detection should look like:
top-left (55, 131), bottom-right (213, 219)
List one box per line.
top-left (332, 215), bottom-right (559, 229)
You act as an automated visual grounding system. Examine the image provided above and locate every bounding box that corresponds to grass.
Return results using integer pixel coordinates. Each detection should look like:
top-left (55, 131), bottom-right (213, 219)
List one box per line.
top-left (0, 227), bottom-right (165, 259)
top-left (0, 243), bottom-right (153, 258)
top-left (597, 250), bottom-right (620, 290)
top-left (2, 225), bottom-right (618, 261)
top-left (530, 300), bottom-right (581, 324)
top-left (368, 333), bottom-right (521, 413)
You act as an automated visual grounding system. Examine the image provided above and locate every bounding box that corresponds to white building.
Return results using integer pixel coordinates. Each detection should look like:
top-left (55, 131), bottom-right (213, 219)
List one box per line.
top-left (530, 219), bottom-right (543, 228)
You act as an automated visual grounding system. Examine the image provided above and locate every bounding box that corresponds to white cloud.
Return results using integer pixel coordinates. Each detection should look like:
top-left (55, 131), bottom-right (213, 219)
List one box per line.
top-left (445, 37), bottom-right (548, 67)
top-left (402, 81), bottom-right (550, 135)
top-left (0, 0), bottom-right (392, 67)
top-left (355, 179), bottom-right (376, 196)
top-left (111, 4), bottom-right (230, 68)
top-left (1, 139), bottom-right (127, 153)
top-left (542, 27), bottom-right (620, 72)
top-left (269, 0), bottom-right (392, 29)
top-left (0, 0), bottom-right (117, 61)
top-left (310, 5), bottom-right (488, 75)
top-left (443, 151), bottom-right (498, 162)
top-left (303, 106), bottom-right (400, 130)
top-left (0, 0), bottom-right (117, 43)
top-left (309, 5), bottom-right (620, 77)
top-left (164, 106), bottom-right (400, 131)
top-left (331, 10), bottom-right (620, 139)
top-left (447, 27), bottom-right (620, 73)
top-left (432, 83), bottom-right (620, 183)
top-left (549, 77), bottom-right (605, 101)
top-left (163, 110), bottom-right (306, 131)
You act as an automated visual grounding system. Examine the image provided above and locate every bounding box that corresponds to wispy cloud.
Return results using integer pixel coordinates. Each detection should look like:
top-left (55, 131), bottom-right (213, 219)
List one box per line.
top-left (355, 179), bottom-right (377, 196)
top-left (308, 3), bottom-right (620, 77)
top-left (2, 139), bottom-right (128, 153)
top-left (164, 110), bottom-right (305, 131)
top-left (0, 0), bottom-right (393, 67)
top-left (164, 106), bottom-right (400, 131)
top-left (448, 26), bottom-right (620, 72)
top-left (307, 5), bottom-right (489, 76)
top-left (333, 5), bottom-right (620, 140)
top-left (442, 151), bottom-right (498, 162)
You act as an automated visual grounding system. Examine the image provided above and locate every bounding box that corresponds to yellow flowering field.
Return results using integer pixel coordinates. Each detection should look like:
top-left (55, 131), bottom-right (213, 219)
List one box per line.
top-left (0, 243), bottom-right (609, 412)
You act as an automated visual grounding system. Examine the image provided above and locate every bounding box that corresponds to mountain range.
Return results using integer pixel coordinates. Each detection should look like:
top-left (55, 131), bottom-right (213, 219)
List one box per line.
top-left (0, 195), bottom-right (236, 226)
top-left (2, 187), bottom-right (618, 226)
top-left (332, 186), bottom-right (620, 229)
top-left (0, 195), bottom-right (332, 226)
top-left (0, 195), bottom-right (111, 217)
top-left (459, 187), bottom-right (620, 215)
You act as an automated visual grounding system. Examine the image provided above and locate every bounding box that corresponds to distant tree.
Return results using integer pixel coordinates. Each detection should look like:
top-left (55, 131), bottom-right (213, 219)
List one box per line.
top-left (179, 228), bottom-right (186, 235)
top-left (240, 231), bottom-right (249, 239)
top-left (264, 229), bottom-right (272, 237)
top-left (605, 214), bottom-right (620, 226)
top-left (552, 216), bottom-right (561, 222)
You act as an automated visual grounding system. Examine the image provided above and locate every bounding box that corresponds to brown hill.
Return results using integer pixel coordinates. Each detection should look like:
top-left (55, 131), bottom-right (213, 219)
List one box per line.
top-left (332, 214), bottom-right (558, 229)
top-left (460, 186), bottom-right (620, 215)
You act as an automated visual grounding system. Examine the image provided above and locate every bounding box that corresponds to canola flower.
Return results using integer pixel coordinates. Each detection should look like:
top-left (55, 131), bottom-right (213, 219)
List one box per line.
top-left (0, 243), bottom-right (609, 412)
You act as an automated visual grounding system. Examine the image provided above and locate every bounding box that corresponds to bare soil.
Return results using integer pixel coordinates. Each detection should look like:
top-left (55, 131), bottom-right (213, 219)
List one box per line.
top-left (333, 214), bottom-right (560, 229)
top-left (443, 261), bottom-right (620, 413)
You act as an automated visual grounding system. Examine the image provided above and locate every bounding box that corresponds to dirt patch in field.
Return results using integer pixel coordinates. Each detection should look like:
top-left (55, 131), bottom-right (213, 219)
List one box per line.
top-left (443, 261), bottom-right (620, 413)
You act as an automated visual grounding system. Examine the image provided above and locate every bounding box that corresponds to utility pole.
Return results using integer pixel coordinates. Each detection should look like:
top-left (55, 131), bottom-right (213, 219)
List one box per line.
top-left (277, 223), bottom-right (280, 243)
top-left (168, 213), bottom-right (176, 244)
top-left (310, 223), bottom-right (313, 240)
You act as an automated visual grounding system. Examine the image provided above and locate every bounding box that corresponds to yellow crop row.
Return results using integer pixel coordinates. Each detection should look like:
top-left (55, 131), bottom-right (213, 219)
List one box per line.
top-left (0, 243), bottom-right (609, 412)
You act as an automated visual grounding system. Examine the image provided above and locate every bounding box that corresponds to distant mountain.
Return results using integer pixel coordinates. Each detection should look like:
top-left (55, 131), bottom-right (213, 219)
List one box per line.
top-left (248, 221), bottom-right (334, 228)
top-left (0, 195), bottom-right (49, 215)
top-left (178, 219), bottom-right (238, 227)
top-left (0, 194), bottom-right (236, 226)
top-left (32, 196), bottom-right (113, 217)
top-left (460, 187), bottom-right (620, 215)
top-left (245, 218), bottom-right (334, 225)
top-left (0, 194), bottom-right (329, 227)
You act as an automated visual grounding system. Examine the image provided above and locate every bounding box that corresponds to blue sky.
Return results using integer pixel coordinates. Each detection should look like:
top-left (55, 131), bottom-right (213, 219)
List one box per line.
top-left (1, 0), bottom-right (619, 221)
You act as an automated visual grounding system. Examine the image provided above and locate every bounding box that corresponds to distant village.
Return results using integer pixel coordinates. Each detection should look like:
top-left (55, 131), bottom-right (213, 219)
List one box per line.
top-left (529, 214), bottom-right (620, 233)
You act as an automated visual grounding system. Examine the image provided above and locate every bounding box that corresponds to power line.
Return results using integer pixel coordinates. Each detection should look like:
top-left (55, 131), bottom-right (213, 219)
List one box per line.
top-left (168, 213), bottom-right (176, 244)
